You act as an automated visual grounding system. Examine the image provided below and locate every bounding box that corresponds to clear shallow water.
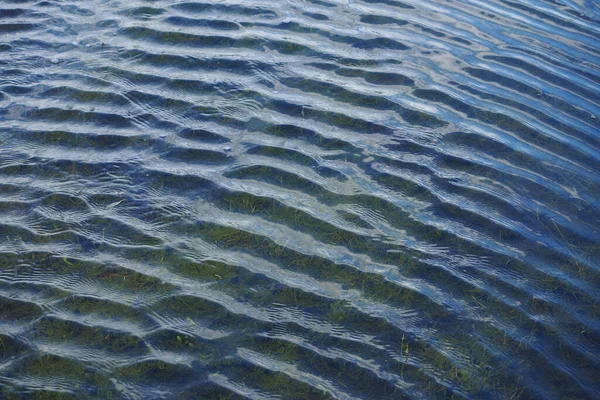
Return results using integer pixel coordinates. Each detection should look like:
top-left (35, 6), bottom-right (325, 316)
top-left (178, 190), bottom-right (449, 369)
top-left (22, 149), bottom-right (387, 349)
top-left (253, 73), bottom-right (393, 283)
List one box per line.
top-left (0, 0), bottom-right (599, 398)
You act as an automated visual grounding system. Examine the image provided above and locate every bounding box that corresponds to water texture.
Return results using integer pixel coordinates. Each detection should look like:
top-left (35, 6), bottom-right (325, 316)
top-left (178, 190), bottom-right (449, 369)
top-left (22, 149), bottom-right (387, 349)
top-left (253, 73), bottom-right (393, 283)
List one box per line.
top-left (0, 0), bottom-right (599, 398)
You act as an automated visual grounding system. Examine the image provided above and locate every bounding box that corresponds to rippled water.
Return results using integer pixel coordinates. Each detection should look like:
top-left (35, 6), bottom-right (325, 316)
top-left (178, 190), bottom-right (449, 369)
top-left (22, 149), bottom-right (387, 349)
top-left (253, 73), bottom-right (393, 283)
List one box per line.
top-left (1, 0), bottom-right (599, 398)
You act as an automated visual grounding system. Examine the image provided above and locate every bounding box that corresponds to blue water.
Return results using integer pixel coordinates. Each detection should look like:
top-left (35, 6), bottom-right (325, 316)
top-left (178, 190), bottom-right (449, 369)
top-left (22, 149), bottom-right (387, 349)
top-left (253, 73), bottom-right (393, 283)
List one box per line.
top-left (0, 0), bottom-right (599, 399)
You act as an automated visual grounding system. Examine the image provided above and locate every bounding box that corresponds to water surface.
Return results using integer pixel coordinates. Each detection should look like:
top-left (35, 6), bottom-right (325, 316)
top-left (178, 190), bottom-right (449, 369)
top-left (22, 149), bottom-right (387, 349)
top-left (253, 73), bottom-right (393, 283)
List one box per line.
top-left (1, 0), bottom-right (599, 398)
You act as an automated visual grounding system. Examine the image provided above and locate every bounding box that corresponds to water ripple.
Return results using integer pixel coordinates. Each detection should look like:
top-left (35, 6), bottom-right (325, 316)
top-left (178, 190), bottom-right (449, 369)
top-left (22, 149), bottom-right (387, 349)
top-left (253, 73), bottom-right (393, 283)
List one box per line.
top-left (0, 0), bottom-right (599, 399)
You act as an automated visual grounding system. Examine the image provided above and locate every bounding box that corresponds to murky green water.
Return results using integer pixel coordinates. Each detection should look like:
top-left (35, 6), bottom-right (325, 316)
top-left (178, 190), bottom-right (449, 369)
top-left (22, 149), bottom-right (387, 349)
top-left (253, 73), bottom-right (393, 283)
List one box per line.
top-left (1, 0), bottom-right (599, 398)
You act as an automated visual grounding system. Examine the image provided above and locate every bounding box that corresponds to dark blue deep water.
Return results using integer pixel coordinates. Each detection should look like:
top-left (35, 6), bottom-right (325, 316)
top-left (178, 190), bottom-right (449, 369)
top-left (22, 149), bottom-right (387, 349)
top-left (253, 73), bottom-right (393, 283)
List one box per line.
top-left (1, 0), bottom-right (599, 399)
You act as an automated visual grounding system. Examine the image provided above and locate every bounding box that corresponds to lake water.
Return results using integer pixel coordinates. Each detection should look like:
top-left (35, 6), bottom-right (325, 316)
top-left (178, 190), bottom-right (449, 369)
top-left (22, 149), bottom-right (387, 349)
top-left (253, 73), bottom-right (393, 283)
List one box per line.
top-left (1, 0), bottom-right (599, 398)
